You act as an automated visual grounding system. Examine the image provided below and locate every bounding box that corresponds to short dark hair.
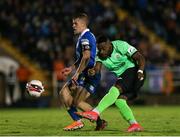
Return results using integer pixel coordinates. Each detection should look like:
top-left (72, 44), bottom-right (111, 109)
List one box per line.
top-left (72, 13), bottom-right (89, 25)
top-left (97, 35), bottom-right (109, 44)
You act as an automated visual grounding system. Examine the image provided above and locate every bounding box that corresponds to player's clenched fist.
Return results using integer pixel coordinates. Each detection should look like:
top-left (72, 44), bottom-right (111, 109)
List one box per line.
top-left (88, 68), bottom-right (96, 76)
top-left (62, 67), bottom-right (72, 76)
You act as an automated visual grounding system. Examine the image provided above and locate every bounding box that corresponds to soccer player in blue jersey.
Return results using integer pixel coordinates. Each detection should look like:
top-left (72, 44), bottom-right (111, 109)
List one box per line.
top-left (59, 13), bottom-right (107, 131)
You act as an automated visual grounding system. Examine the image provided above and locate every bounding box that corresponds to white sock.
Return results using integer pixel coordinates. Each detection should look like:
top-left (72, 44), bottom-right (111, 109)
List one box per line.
top-left (129, 120), bottom-right (138, 125)
top-left (92, 108), bottom-right (100, 115)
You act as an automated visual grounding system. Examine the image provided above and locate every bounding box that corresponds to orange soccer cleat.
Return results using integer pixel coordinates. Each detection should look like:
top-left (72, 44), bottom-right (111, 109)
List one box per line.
top-left (127, 123), bottom-right (143, 132)
top-left (76, 111), bottom-right (99, 122)
top-left (63, 121), bottom-right (84, 131)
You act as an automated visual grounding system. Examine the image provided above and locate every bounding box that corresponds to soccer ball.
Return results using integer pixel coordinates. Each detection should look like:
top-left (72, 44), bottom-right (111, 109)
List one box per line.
top-left (26, 80), bottom-right (44, 97)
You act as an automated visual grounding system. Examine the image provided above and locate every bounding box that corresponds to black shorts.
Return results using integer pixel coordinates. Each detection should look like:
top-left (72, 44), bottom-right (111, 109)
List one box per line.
top-left (115, 67), bottom-right (145, 100)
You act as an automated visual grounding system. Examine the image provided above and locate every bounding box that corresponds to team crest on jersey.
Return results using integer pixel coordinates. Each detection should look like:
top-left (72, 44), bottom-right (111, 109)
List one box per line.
top-left (115, 53), bottom-right (120, 59)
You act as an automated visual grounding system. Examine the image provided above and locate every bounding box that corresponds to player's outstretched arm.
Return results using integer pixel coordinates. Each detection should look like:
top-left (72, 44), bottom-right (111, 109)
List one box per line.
top-left (132, 51), bottom-right (145, 80)
top-left (61, 66), bottom-right (74, 77)
top-left (61, 61), bottom-right (78, 77)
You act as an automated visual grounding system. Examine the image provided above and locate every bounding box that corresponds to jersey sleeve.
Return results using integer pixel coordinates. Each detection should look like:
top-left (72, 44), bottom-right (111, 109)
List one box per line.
top-left (116, 41), bottom-right (137, 57)
top-left (80, 38), bottom-right (91, 51)
top-left (95, 54), bottom-right (102, 63)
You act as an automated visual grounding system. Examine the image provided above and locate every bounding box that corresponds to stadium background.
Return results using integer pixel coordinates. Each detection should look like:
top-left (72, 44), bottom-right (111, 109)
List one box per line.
top-left (0, 0), bottom-right (180, 108)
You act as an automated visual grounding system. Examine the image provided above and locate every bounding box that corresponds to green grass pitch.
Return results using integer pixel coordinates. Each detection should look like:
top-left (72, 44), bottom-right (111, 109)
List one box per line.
top-left (0, 106), bottom-right (180, 136)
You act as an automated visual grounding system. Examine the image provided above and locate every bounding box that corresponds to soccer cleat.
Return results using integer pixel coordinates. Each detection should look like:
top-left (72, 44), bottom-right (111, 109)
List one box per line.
top-left (63, 121), bottom-right (84, 131)
top-left (127, 123), bottom-right (143, 132)
top-left (95, 119), bottom-right (108, 131)
top-left (75, 111), bottom-right (99, 122)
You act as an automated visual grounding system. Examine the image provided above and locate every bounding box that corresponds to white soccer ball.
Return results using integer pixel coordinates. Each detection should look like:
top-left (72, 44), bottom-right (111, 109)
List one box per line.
top-left (26, 80), bottom-right (44, 97)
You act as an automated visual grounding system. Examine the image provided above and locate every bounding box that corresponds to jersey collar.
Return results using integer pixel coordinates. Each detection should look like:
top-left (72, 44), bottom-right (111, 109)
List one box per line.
top-left (78, 28), bottom-right (90, 39)
top-left (109, 43), bottom-right (114, 57)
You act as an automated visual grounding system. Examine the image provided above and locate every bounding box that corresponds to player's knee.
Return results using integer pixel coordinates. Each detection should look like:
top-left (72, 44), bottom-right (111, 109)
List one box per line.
top-left (118, 95), bottom-right (128, 100)
top-left (114, 83), bottom-right (123, 93)
top-left (59, 86), bottom-right (70, 103)
top-left (118, 93), bottom-right (137, 100)
top-left (128, 94), bottom-right (137, 100)
top-left (63, 98), bottom-right (72, 108)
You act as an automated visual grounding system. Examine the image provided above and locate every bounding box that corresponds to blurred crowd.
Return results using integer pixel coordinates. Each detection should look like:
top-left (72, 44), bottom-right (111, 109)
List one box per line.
top-left (1, 0), bottom-right (178, 72)
top-left (117, 0), bottom-right (180, 52)
top-left (0, 0), bottom-right (179, 107)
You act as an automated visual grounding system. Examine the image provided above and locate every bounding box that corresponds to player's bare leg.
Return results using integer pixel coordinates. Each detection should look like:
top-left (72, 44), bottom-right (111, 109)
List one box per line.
top-left (76, 85), bottom-right (143, 132)
top-left (76, 86), bottom-right (120, 121)
top-left (59, 83), bottom-right (73, 108)
top-left (59, 83), bottom-right (84, 131)
top-left (73, 87), bottom-right (92, 110)
top-left (74, 87), bottom-right (107, 131)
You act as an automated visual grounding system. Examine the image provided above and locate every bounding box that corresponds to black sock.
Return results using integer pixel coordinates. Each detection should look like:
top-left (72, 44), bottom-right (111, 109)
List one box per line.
top-left (96, 116), bottom-right (102, 125)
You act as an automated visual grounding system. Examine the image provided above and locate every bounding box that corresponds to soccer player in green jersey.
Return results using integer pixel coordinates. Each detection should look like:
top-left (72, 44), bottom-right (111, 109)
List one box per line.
top-left (76, 35), bottom-right (145, 132)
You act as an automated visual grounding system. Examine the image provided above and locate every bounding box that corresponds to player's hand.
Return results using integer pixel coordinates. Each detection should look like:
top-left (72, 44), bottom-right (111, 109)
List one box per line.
top-left (88, 68), bottom-right (96, 76)
top-left (61, 67), bottom-right (72, 76)
top-left (71, 72), bottom-right (79, 85)
top-left (137, 70), bottom-right (144, 81)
